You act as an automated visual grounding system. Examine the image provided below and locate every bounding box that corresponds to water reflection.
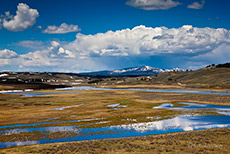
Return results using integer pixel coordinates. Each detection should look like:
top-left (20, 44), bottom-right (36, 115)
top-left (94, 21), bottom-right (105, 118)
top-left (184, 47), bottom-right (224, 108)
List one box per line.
top-left (1, 115), bottom-right (230, 148)
top-left (55, 104), bottom-right (84, 110)
top-left (153, 102), bottom-right (230, 115)
top-left (0, 118), bottom-right (102, 129)
top-left (57, 86), bottom-right (230, 96)
top-left (113, 115), bottom-right (230, 132)
top-left (107, 103), bottom-right (128, 108)
top-left (3, 86), bottom-right (230, 97)
top-left (0, 141), bottom-right (38, 148)
top-left (2, 92), bottom-right (75, 97)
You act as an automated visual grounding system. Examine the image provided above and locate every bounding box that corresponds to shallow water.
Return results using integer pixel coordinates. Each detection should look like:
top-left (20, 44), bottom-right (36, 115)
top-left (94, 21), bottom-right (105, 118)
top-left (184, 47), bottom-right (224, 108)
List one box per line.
top-left (56, 86), bottom-right (230, 96)
top-left (55, 104), bottom-right (84, 110)
top-left (0, 115), bottom-right (230, 148)
top-left (107, 103), bottom-right (128, 108)
top-left (1, 87), bottom-right (230, 148)
top-left (2, 92), bottom-right (75, 97)
top-left (3, 86), bottom-right (230, 97)
top-left (153, 102), bottom-right (230, 116)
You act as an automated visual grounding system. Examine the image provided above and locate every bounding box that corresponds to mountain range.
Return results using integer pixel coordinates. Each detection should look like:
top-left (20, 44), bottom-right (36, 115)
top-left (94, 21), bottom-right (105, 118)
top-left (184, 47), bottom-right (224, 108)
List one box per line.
top-left (79, 65), bottom-right (180, 76)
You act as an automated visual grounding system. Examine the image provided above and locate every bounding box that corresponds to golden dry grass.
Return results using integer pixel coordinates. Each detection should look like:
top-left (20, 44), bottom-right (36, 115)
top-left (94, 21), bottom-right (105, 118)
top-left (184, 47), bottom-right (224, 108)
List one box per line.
top-left (1, 127), bottom-right (229, 154)
top-left (0, 88), bottom-right (230, 153)
top-left (0, 88), bottom-right (230, 126)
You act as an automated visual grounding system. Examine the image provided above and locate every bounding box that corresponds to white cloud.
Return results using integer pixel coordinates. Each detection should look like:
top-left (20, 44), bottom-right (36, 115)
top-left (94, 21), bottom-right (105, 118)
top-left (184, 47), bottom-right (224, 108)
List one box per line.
top-left (43, 23), bottom-right (81, 34)
top-left (2, 3), bottom-right (39, 32)
top-left (195, 43), bottom-right (230, 64)
top-left (48, 41), bottom-right (75, 58)
top-left (126, 0), bottom-right (181, 10)
top-left (17, 41), bottom-right (75, 67)
top-left (19, 50), bottom-right (52, 67)
top-left (2, 25), bottom-right (230, 72)
top-left (65, 25), bottom-right (230, 57)
top-left (188, 0), bottom-right (205, 9)
top-left (0, 49), bottom-right (18, 59)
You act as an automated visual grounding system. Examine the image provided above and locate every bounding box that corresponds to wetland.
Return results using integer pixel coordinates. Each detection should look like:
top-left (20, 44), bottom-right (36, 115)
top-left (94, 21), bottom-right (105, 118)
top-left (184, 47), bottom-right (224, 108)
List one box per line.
top-left (0, 85), bottom-right (230, 153)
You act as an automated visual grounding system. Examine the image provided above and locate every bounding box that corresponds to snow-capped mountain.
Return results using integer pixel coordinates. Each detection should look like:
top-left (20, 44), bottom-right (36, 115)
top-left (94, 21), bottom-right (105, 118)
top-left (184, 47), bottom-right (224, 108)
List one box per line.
top-left (80, 65), bottom-right (169, 76)
top-left (111, 65), bottom-right (165, 75)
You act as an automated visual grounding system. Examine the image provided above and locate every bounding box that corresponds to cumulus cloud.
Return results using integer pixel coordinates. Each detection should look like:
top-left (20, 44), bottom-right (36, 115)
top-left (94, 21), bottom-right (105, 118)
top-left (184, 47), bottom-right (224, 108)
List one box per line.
top-left (0, 49), bottom-right (18, 67)
top-left (0, 49), bottom-right (18, 59)
top-left (2, 3), bottom-right (39, 32)
top-left (188, 0), bottom-right (205, 9)
top-left (43, 23), bottom-right (81, 34)
top-left (48, 41), bottom-right (75, 58)
top-left (195, 43), bottom-right (230, 64)
top-left (65, 25), bottom-right (230, 57)
top-left (18, 41), bottom-right (75, 67)
top-left (19, 50), bottom-right (52, 67)
top-left (126, 0), bottom-right (181, 10)
top-left (2, 25), bottom-right (230, 72)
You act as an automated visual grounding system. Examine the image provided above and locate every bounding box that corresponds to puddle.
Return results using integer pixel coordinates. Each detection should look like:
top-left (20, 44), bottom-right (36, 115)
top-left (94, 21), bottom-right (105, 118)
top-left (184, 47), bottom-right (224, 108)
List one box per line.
top-left (153, 102), bottom-right (230, 116)
top-left (217, 111), bottom-right (230, 115)
top-left (1, 115), bottom-right (230, 148)
top-left (153, 102), bottom-right (230, 110)
top-left (0, 118), bottom-right (102, 129)
top-left (56, 86), bottom-right (230, 96)
top-left (107, 103), bottom-right (128, 108)
top-left (153, 103), bottom-right (173, 109)
top-left (2, 92), bottom-right (76, 97)
top-left (55, 104), bottom-right (84, 110)
top-left (0, 90), bottom-right (23, 93)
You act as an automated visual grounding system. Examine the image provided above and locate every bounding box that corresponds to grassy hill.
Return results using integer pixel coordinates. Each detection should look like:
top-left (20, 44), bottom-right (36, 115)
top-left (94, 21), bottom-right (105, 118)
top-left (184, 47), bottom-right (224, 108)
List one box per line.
top-left (152, 67), bottom-right (230, 89)
top-left (93, 66), bottom-right (230, 89)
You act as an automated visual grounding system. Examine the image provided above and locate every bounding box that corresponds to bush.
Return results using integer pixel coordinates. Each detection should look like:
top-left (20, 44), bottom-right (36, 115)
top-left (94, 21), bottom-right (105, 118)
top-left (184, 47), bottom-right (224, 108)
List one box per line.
top-left (216, 63), bottom-right (230, 68)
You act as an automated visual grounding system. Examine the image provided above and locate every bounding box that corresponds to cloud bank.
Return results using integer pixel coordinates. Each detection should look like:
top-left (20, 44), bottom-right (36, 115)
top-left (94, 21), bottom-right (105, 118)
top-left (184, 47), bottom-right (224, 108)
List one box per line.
top-left (1, 25), bottom-right (230, 72)
top-left (43, 23), bottom-right (81, 34)
top-left (66, 25), bottom-right (230, 57)
top-left (2, 3), bottom-right (39, 32)
top-left (126, 0), bottom-right (181, 10)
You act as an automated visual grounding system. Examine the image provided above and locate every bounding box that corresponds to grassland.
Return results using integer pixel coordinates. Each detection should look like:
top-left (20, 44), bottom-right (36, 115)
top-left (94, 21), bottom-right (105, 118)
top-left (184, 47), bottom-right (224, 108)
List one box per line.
top-left (1, 88), bottom-right (230, 126)
top-left (0, 85), bottom-right (230, 153)
top-left (1, 127), bottom-right (229, 154)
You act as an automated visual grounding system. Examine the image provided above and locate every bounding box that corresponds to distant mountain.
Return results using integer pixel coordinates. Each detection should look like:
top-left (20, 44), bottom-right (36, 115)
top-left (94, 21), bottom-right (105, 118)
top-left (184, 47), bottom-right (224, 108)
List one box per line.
top-left (79, 65), bottom-right (170, 76)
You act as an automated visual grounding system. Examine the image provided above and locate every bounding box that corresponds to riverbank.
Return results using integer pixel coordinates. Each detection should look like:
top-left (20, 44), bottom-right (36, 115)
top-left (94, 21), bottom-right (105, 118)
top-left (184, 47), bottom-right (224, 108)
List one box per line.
top-left (0, 127), bottom-right (229, 154)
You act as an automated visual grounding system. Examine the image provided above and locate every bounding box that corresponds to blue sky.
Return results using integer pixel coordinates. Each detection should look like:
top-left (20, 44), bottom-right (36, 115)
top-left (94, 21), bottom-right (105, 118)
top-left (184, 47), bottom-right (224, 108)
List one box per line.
top-left (0, 0), bottom-right (230, 72)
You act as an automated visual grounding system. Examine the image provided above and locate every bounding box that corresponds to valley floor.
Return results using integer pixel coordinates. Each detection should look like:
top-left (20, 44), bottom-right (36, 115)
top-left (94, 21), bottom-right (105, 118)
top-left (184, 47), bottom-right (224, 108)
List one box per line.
top-left (0, 84), bottom-right (230, 153)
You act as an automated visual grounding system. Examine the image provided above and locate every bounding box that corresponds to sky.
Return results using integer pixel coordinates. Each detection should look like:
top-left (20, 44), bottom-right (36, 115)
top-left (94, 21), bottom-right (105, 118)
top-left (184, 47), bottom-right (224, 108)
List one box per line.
top-left (0, 0), bottom-right (230, 72)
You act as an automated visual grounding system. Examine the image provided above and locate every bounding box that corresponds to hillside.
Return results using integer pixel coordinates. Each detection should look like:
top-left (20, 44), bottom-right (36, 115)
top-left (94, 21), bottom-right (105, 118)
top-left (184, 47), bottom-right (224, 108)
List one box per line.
top-left (152, 67), bottom-right (230, 89)
top-left (1, 65), bottom-right (230, 90)
top-left (91, 67), bottom-right (230, 89)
